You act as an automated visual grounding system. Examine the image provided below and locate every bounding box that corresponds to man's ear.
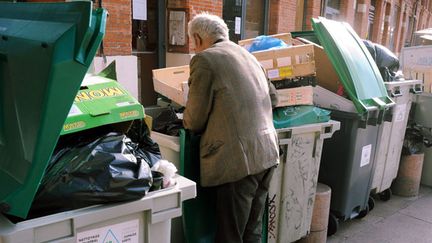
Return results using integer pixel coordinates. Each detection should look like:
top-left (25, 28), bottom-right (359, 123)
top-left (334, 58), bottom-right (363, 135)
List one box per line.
top-left (193, 33), bottom-right (202, 46)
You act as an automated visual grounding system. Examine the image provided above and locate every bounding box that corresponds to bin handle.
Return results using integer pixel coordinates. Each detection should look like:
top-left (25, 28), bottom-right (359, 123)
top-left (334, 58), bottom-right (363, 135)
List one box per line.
top-left (411, 84), bottom-right (423, 94)
top-left (391, 87), bottom-right (403, 97)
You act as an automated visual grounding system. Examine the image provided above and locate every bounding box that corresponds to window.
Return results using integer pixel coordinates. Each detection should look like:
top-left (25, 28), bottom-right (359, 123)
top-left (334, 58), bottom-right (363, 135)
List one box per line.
top-left (324, 0), bottom-right (341, 20)
top-left (244, 0), bottom-right (266, 39)
top-left (223, 0), bottom-right (269, 42)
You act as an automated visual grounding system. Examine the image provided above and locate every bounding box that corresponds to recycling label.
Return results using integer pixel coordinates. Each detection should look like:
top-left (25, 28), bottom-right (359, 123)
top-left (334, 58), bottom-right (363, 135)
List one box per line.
top-left (77, 219), bottom-right (139, 243)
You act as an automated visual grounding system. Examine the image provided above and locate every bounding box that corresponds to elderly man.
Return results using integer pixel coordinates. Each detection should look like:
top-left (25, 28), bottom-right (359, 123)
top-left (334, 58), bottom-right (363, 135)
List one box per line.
top-left (183, 13), bottom-right (279, 243)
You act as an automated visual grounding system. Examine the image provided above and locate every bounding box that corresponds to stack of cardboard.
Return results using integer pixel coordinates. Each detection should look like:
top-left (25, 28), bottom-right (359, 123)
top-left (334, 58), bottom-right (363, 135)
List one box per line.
top-left (239, 33), bottom-right (316, 108)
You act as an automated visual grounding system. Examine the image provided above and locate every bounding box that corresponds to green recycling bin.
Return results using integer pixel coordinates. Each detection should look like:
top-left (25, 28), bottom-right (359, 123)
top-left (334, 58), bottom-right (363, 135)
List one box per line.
top-left (180, 129), bottom-right (217, 243)
top-left (0, 4), bottom-right (197, 243)
top-left (306, 17), bottom-right (395, 235)
top-left (0, 1), bottom-right (107, 219)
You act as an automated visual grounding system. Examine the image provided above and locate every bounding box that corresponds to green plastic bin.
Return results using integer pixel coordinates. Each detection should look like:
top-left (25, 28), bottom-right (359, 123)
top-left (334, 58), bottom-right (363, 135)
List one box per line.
top-left (180, 129), bottom-right (216, 243)
top-left (306, 17), bottom-right (395, 235)
top-left (0, 1), bottom-right (106, 219)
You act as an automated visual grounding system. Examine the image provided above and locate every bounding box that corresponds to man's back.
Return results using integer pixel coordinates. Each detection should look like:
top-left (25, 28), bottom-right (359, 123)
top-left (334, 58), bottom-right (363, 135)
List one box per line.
top-left (184, 40), bottom-right (279, 187)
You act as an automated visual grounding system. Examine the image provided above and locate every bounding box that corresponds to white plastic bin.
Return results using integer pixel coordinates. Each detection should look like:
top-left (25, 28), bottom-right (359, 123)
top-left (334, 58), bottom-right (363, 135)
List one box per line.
top-left (372, 80), bottom-right (422, 197)
top-left (414, 93), bottom-right (432, 186)
top-left (267, 120), bottom-right (340, 243)
top-left (0, 176), bottom-right (196, 243)
top-left (151, 131), bottom-right (181, 169)
top-left (149, 132), bottom-right (185, 243)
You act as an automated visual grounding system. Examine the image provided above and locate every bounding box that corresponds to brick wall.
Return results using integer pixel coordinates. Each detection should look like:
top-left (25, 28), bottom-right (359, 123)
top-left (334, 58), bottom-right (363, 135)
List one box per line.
top-left (168, 0), bottom-right (222, 53)
top-left (304, 0), bottom-right (322, 30)
top-left (26, 0), bottom-right (432, 56)
top-left (371, 0), bottom-right (386, 43)
top-left (268, 0), bottom-right (297, 34)
top-left (354, 0), bottom-right (371, 39)
top-left (27, 0), bottom-right (132, 56)
top-left (99, 0), bottom-right (132, 55)
top-left (189, 0), bottom-right (222, 17)
top-left (340, 0), bottom-right (356, 26)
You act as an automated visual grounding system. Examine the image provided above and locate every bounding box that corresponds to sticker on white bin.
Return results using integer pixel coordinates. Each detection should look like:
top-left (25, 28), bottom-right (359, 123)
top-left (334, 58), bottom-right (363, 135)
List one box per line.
top-left (77, 219), bottom-right (139, 243)
top-left (395, 104), bottom-right (407, 122)
top-left (360, 144), bottom-right (372, 167)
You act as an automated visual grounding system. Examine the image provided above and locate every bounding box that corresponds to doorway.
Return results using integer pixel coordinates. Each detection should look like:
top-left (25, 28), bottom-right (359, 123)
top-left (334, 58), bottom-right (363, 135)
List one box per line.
top-left (222, 0), bottom-right (269, 42)
top-left (132, 0), bottom-right (166, 106)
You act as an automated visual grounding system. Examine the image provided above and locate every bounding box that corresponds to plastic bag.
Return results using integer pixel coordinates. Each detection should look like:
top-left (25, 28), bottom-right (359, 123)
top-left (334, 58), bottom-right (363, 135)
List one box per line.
top-left (152, 160), bottom-right (178, 188)
top-left (402, 124), bottom-right (432, 155)
top-left (247, 36), bottom-right (290, 52)
top-left (153, 107), bottom-right (184, 136)
top-left (29, 133), bottom-right (153, 217)
top-left (363, 40), bottom-right (400, 81)
top-left (127, 119), bottom-right (162, 168)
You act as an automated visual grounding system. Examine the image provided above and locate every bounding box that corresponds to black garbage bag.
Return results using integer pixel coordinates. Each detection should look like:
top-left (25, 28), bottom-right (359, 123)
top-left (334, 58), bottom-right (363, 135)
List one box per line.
top-left (29, 133), bottom-right (153, 218)
top-left (363, 40), bottom-right (400, 81)
top-left (402, 124), bottom-right (432, 155)
top-left (127, 119), bottom-right (162, 168)
top-left (363, 40), bottom-right (376, 60)
top-left (153, 107), bottom-right (184, 136)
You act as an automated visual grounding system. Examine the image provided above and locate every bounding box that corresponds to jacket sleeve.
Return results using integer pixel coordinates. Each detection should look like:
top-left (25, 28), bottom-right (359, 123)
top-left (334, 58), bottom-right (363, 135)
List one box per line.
top-left (183, 54), bottom-right (214, 133)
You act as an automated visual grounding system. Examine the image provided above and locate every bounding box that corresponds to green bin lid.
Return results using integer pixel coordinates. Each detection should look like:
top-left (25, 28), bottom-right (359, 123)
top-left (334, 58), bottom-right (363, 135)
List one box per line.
top-left (0, 2), bottom-right (106, 218)
top-left (311, 17), bottom-right (394, 119)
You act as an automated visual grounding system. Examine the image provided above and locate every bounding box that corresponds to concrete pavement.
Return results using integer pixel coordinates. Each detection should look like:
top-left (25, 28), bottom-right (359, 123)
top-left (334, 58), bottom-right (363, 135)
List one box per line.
top-left (327, 186), bottom-right (432, 243)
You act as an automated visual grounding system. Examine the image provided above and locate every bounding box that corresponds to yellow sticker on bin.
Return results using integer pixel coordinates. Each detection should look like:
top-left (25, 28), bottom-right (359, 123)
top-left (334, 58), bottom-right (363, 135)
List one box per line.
top-left (279, 67), bottom-right (293, 78)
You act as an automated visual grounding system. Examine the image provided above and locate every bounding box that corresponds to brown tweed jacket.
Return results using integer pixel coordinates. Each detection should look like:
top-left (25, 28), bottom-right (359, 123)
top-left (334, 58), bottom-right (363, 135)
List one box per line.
top-left (183, 40), bottom-right (279, 187)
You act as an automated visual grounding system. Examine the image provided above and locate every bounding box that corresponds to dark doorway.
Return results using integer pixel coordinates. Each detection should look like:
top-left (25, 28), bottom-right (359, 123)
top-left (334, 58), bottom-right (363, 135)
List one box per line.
top-left (132, 0), bottom-right (165, 106)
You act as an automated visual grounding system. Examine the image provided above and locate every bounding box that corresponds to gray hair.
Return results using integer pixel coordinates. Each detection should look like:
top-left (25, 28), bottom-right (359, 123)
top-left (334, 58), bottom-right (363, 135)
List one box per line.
top-left (188, 12), bottom-right (229, 42)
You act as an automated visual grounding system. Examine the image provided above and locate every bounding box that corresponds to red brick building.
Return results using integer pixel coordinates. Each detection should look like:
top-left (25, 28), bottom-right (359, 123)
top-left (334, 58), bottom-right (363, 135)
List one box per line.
top-left (26, 0), bottom-right (431, 56)
top-left (25, 0), bottom-right (432, 105)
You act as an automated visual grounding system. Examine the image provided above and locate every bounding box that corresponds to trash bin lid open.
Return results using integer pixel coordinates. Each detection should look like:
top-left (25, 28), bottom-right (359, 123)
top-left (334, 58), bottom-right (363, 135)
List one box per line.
top-left (0, 2), bottom-right (106, 218)
top-left (312, 17), bottom-right (394, 117)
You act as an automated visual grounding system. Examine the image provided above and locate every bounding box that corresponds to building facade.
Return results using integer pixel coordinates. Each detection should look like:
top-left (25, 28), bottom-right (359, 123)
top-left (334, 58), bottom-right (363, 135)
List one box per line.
top-left (27, 0), bottom-right (432, 54)
top-left (25, 0), bottom-right (432, 105)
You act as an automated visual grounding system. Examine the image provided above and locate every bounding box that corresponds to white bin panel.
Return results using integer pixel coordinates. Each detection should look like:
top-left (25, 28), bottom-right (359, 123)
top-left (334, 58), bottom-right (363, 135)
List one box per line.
top-left (372, 80), bottom-right (422, 193)
top-left (0, 176), bottom-right (196, 243)
top-left (267, 121), bottom-right (340, 243)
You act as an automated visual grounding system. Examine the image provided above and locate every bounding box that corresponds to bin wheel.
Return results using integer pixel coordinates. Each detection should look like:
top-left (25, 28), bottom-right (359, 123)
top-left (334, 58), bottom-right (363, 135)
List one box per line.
top-left (379, 189), bottom-right (392, 202)
top-left (327, 213), bottom-right (339, 236)
top-left (356, 205), bottom-right (369, 219)
top-left (368, 196), bottom-right (376, 211)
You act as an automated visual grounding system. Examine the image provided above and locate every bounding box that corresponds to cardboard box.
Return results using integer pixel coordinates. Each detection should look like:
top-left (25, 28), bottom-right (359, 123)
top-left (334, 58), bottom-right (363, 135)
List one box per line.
top-left (152, 65), bottom-right (314, 108)
top-left (311, 43), bottom-right (343, 93)
top-left (252, 44), bottom-right (316, 81)
top-left (61, 75), bottom-right (145, 135)
top-left (238, 33), bottom-right (293, 50)
top-left (276, 86), bottom-right (314, 107)
top-left (153, 65), bottom-right (189, 106)
top-left (313, 85), bottom-right (356, 113)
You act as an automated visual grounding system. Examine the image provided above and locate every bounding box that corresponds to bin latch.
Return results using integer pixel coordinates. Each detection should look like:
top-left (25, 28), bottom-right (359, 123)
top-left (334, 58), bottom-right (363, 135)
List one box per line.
top-left (411, 83), bottom-right (423, 94)
top-left (391, 87), bottom-right (402, 97)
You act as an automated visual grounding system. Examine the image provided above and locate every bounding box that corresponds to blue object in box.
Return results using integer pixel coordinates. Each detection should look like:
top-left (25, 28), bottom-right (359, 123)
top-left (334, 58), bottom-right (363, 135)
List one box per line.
top-left (248, 35), bottom-right (290, 52)
top-left (273, 106), bottom-right (331, 129)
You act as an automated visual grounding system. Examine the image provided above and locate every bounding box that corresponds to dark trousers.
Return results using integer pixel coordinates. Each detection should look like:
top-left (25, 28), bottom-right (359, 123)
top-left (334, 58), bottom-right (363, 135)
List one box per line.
top-left (215, 167), bottom-right (275, 243)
